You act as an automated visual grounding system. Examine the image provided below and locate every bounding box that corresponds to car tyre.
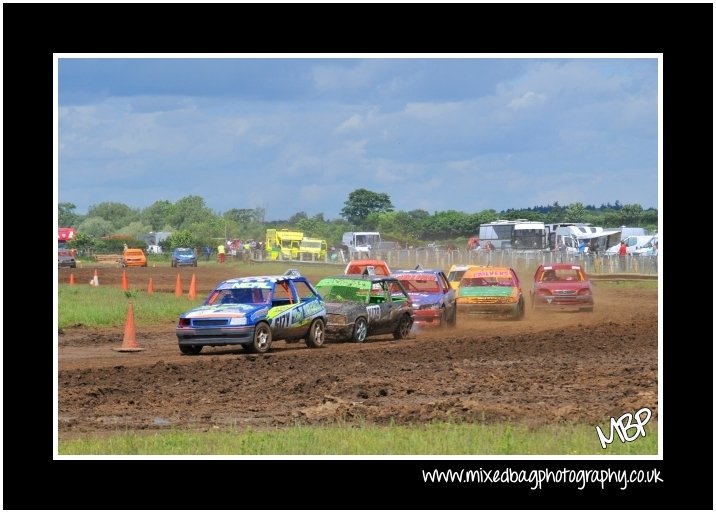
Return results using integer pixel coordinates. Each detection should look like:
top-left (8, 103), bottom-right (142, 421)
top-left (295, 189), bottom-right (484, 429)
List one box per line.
top-left (447, 306), bottom-right (457, 327)
top-left (305, 319), bottom-right (326, 348)
top-left (438, 307), bottom-right (448, 327)
top-left (352, 317), bottom-right (368, 343)
top-left (250, 322), bottom-right (272, 353)
top-left (393, 314), bottom-right (413, 340)
top-left (514, 298), bottom-right (525, 320)
top-left (179, 344), bottom-right (202, 355)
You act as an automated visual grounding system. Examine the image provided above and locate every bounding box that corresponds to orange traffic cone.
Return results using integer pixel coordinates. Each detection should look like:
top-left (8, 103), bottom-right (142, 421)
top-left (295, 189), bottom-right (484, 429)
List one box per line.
top-left (175, 273), bottom-right (183, 297)
top-left (188, 274), bottom-right (197, 300)
top-left (113, 302), bottom-right (145, 352)
top-left (147, 277), bottom-right (154, 294)
top-left (69, 273), bottom-right (75, 286)
top-left (121, 270), bottom-right (129, 291)
top-left (90, 269), bottom-right (99, 287)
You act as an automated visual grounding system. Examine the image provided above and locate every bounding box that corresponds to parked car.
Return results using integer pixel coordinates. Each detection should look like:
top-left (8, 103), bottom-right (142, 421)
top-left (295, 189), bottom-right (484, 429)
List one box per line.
top-left (391, 268), bottom-right (456, 328)
top-left (314, 274), bottom-right (414, 343)
top-left (171, 247), bottom-right (198, 267)
top-left (343, 259), bottom-right (391, 276)
top-left (530, 263), bottom-right (594, 312)
top-left (121, 248), bottom-right (147, 267)
top-left (57, 248), bottom-right (76, 268)
top-left (176, 269), bottom-right (326, 355)
top-left (456, 266), bottom-right (525, 320)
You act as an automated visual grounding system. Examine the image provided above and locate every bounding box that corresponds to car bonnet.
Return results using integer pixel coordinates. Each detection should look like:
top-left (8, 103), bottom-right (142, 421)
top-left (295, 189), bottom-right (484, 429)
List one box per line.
top-left (181, 303), bottom-right (269, 318)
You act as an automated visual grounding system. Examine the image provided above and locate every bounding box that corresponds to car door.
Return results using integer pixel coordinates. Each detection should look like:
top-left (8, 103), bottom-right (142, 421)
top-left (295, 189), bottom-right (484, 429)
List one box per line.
top-left (382, 279), bottom-right (410, 333)
top-left (438, 271), bottom-right (456, 316)
top-left (269, 279), bottom-right (302, 339)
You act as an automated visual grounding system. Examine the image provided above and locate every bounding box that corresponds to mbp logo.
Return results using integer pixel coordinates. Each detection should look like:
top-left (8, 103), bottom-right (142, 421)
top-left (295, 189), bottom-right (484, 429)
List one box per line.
top-left (596, 407), bottom-right (652, 449)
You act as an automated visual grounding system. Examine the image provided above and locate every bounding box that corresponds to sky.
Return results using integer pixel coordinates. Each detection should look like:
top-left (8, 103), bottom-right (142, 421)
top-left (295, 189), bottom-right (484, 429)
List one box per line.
top-left (57, 55), bottom-right (660, 222)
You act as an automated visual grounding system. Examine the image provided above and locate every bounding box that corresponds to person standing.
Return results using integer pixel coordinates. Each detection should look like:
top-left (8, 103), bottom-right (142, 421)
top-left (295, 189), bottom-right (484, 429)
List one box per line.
top-left (558, 240), bottom-right (567, 263)
top-left (217, 243), bottom-right (226, 264)
top-left (618, 240), bottom-right (627, 271)
top-left (484, 241), bottom-right (494, 265)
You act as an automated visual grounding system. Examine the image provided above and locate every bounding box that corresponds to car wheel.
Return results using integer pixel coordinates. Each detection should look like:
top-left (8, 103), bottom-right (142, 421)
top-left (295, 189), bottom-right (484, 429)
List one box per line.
top-left (305, 319), bottom-right (326, 348)
top-left (250, 322), bottom-right (272, 353)
top-left (393, 314), bottom-right (413, 340)
top-left (447, 306), bottom-right (457, 328)
top-left (352, 317), bottom-right (368, 343)
top-left (514, 298), bottom-right (525, 320)
top-left (179, 344), bottom-right (202, 355)
top-left (438, 307), bottom-right (448, 327)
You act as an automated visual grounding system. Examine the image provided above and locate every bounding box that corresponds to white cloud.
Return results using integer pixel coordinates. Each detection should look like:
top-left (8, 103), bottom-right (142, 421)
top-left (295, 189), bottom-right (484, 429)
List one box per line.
top-left (507, 90), bottom-right (546, 110)
top-left (335, 113), bottom-right (364, 133)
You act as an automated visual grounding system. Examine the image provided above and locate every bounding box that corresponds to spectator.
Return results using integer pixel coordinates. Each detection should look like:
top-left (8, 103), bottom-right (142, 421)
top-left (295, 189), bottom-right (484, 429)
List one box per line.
top-left (558, 241), bottom-right (567, 262)
top-left (618, 241), bottom-right (627, 271)
top-left (484, 241), bottom-right (494, 265)
top-left (589, 238), bottom-right (598, 256)
top-left (217, 243), bottom-right (226, 263)
top-left (204, 245), bottom-right (212, 261)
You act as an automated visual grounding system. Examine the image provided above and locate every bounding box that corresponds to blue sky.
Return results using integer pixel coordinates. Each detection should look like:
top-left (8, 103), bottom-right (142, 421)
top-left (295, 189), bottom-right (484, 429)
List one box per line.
top-left (57, 55), bottom-right (659, 221)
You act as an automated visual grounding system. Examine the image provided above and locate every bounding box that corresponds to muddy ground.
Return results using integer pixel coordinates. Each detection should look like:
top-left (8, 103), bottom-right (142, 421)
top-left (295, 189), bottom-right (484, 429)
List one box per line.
top-left (57, 265), bottom-right (659, 440)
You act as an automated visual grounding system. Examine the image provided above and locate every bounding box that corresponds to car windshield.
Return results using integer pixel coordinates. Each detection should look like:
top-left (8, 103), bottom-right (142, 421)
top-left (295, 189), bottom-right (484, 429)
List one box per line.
top-left (395, 275), bottom-right (440, 293)
top-left (207, 286), bottom-right (271, 305)
top-left (461, 274), bottom-right (514, 287)
top-left (316, 278), bottom-right (375, 303)
top-left (447, 270), bottom-right (466, 282)
top-left (539, 268), bottom-right (584, 282)
top-left (176, 249), bottom-right (194, 256)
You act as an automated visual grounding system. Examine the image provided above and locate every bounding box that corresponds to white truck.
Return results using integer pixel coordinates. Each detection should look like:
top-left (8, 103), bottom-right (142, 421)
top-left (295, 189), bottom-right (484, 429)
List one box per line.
top-left (342, 231), bottom-right (381, 257)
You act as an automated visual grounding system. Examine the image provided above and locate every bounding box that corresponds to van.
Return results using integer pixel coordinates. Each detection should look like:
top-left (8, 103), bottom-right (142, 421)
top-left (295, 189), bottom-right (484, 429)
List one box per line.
top-left (605, 235), bottom-right (654, 255)
top-left (632, 235), bottom-right (658, 255)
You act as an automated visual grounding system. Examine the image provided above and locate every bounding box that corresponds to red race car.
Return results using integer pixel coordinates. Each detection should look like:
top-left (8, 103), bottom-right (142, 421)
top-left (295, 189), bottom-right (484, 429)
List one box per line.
top-left (530, 263), bottom-right (594, 312)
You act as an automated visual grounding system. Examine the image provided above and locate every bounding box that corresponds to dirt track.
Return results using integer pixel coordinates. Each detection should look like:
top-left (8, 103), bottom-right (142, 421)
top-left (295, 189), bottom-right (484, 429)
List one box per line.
top-left (57, 265), bottom-right (659, 440)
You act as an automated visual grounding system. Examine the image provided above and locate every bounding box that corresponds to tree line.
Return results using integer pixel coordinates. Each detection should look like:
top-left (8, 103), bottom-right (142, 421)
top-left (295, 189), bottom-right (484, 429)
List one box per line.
top-left (59, 189), bottom-right (657, 253)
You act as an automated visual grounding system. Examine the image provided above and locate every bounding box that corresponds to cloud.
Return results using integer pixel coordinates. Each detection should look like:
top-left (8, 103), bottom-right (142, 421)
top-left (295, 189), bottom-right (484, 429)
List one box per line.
top-left (507, 90), bottom-right (547, 110)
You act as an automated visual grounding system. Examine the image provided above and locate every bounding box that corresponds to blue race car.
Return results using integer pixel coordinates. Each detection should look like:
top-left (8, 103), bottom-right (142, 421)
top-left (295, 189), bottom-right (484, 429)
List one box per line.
top-left (176, 269), bottom-right (326, 354)
top-left (171, 247), bottom-right (198, 267)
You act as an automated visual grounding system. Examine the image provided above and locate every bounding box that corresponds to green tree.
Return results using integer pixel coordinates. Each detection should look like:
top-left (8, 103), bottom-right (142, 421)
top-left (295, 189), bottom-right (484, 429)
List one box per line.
top-left (619, 204), bottom-right (644, 225)
top-left (225, 208), bottom-right (257, 225)
top-left (169, 195), bottom-right (217, 230)
top-left (87, 202), bottom-right (140, 231)
top-left (288, 211), bottom-right (308, 224)
top-left (117, 221), bottom-right (153, 240)
top-left (339, 188), bottom-right (394, 226)
top-left (141, 200), bottom-right (173, 231)
top-left (564, 203), bottom-right (587, 222)
top-left (67, 232), bottom-right (96, 254)
top-left (58, 202), bottom-right (81, 227)
top-left (163, 230), bottom-right (199, 250)
top-left (78, 216), bottom-right (115, 238)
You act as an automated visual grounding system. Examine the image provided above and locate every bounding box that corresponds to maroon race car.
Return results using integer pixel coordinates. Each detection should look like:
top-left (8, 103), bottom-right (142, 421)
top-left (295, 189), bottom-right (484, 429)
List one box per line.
top-left (530, 263), bottom-right (594, 312)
